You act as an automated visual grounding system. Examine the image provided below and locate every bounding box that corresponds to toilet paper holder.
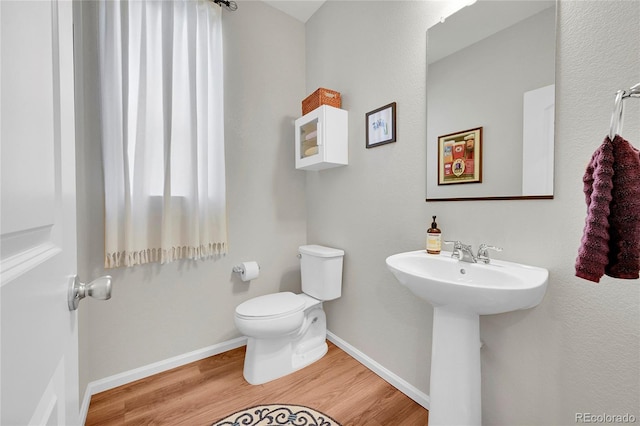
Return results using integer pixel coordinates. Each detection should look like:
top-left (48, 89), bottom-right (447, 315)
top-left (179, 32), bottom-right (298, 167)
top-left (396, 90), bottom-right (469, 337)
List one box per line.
top-left (232, 263), bottom-right (260, 274)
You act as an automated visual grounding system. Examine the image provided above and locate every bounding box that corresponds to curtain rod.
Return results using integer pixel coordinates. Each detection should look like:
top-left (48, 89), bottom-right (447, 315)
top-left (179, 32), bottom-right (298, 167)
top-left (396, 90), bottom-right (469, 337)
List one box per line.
top-left (213, 0), bottom-right (238, 11)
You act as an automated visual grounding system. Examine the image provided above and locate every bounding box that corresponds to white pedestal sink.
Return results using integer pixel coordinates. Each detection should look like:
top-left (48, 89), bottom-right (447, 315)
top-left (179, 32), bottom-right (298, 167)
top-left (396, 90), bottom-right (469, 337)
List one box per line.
top-left (386, 250), bottom-right (548, 426)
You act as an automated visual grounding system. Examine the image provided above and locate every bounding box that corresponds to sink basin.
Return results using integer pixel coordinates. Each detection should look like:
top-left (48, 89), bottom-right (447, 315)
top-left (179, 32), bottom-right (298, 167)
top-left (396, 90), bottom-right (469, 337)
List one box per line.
top-left (386, 250), bottom-right (549, 426)
top-left (385, 250), bottom-right (548, 315)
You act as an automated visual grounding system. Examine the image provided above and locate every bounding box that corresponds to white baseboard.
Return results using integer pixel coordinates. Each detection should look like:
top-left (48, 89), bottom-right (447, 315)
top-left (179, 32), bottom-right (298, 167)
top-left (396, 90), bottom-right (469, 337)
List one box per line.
top-left (80, 332), bottom-right (430, 424)
top-left (326, 331), bottom-right (430, 410)
top-left (80, 336), bottom-right (247, 424)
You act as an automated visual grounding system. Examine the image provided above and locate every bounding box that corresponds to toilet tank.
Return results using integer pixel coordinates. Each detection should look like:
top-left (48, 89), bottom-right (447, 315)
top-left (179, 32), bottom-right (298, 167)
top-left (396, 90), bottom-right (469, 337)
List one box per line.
top-left (299, 245), bottom-right (344, 301)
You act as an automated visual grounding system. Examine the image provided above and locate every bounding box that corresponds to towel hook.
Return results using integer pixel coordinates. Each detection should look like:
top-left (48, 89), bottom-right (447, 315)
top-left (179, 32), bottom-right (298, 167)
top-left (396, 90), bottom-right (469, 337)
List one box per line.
top-left (609, 89), bottom-right (625, 141)
top-left (623, 82), bottom-right (640, 99)
top-left (609, 82), bottom-right (640, 141)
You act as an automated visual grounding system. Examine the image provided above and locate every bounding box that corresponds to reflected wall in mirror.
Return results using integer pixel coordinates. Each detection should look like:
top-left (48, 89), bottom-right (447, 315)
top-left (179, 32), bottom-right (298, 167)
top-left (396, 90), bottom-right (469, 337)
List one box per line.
top-left (426, 1), bottom-right (556, 201)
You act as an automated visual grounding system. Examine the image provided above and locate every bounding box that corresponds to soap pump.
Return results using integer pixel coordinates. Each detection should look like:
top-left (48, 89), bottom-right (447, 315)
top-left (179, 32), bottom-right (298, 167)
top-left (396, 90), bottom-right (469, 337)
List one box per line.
top-left (426, 216), bottom-right (442, 254)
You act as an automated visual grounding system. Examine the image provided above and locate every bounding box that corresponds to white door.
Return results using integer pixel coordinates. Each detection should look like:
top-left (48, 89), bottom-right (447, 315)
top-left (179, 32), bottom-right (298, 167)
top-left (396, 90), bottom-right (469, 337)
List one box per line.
top-left (522, 84), bottom-right (555, 196)
top-left (1, 0), bottom-right (79, 425)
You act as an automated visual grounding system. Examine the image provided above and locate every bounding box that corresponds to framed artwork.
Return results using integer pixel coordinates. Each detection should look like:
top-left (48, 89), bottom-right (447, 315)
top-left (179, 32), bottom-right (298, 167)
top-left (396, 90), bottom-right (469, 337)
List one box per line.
top-left (366, 102), bottom-right (396, 148)
top-left (437, 127), bottom-right (482, 185)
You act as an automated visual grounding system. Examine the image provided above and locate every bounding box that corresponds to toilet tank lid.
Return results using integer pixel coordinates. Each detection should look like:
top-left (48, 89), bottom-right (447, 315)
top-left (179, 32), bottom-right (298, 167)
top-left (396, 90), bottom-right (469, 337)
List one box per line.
top-left (299, 245), bottom-right (344, 258)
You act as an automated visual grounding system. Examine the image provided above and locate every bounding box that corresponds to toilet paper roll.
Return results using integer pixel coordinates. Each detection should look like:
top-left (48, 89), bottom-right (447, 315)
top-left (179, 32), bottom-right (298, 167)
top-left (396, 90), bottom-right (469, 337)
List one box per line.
top-left (240, 261), bottom-right (260, 282)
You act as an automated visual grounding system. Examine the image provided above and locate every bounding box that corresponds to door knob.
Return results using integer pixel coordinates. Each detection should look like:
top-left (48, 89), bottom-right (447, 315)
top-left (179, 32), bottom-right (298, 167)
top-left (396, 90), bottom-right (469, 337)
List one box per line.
top-left (68, 274), bottom-right (112, 311)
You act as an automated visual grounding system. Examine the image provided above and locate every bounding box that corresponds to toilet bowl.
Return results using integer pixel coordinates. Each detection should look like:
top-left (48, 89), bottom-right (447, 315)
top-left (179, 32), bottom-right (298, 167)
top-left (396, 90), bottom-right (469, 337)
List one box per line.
top-left (234, 245), bottom-right (344, 385)
top-left (235, 292), bottom-right (306, 338)
top-left (235, 292), bottom-right (327, 384)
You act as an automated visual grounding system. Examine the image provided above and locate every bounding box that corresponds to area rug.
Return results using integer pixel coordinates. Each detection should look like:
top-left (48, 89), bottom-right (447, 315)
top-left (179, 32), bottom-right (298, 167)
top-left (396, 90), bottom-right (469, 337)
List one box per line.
top-left (213, 404), bottom-right (341, 426)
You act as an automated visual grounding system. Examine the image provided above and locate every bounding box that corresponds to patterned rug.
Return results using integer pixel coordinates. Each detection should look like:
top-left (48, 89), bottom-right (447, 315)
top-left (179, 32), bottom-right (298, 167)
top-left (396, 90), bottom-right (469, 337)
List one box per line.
top-left (213, 404), bottom-right (341, 426)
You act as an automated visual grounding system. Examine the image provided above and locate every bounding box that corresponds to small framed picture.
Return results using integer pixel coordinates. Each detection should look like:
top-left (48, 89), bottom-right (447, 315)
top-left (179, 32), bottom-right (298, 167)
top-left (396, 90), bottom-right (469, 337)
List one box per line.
top-left (366, 102), bottom-right (396, 148)
top-left (437, 127), bottom-right (482, 185)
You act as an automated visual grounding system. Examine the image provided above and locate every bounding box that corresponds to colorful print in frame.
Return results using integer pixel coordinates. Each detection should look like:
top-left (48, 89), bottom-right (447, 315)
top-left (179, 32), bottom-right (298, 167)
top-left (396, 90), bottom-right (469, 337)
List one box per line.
top-left (438, 127), bottom-right (482, 185)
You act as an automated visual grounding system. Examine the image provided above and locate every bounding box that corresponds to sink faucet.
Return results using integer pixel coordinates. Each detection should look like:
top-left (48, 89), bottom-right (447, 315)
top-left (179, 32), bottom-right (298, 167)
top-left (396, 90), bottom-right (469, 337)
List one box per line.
top-left (445, 241), bottom-right (477, 263)
top-left (477, 244), bottom-right (503, 264)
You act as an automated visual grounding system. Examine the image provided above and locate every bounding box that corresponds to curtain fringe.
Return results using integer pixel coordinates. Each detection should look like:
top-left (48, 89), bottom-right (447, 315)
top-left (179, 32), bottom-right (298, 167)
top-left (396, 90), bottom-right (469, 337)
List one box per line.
top-left (105, 242), bottom-right (227, 268)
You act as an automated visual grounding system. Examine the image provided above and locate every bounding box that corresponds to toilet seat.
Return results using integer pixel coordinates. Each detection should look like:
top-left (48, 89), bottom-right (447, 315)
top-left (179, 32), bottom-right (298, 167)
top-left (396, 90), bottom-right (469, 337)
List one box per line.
top-left (235, 292), bottom-right (305, 320)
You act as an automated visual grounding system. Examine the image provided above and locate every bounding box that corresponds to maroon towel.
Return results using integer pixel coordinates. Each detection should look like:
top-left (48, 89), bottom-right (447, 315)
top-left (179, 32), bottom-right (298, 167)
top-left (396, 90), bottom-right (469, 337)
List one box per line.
top-left (576, 135), bottom-right (640, 282)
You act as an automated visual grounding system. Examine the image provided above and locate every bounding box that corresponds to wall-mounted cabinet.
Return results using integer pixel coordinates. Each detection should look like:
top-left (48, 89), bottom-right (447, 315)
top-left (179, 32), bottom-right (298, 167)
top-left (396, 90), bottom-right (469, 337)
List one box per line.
top-left (295, 105), bottom-right (348, 171)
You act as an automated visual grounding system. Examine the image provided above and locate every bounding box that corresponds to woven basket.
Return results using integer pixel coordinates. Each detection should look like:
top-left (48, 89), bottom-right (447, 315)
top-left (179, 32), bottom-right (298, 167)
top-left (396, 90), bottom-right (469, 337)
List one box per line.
top-left (302, 88), bottom-right (341, 115)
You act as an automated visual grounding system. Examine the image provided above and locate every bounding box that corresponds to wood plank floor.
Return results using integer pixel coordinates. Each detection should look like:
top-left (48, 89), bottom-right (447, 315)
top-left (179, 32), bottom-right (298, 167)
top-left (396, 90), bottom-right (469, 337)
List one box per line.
top-left (85, 341), bottom-right (429, 425)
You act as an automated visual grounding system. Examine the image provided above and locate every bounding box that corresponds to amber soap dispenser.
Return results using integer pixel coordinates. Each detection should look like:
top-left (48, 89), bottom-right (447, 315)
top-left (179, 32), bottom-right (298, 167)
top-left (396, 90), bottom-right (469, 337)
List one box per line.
top-left (426, 216), bottom-right (442, 254)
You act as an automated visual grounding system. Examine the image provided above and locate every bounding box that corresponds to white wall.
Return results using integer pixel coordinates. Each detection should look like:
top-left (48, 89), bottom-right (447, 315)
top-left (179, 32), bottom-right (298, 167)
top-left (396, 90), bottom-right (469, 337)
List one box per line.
top-left (306, 1), bottom-right (639, 425)
top-left (75, 1), bottom-right (307, 390)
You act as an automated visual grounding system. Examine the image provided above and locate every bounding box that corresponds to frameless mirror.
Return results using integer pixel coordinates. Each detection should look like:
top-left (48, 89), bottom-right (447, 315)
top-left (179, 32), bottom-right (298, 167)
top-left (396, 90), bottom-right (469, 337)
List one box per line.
top-left (426, 1), bottom-right (556, 201)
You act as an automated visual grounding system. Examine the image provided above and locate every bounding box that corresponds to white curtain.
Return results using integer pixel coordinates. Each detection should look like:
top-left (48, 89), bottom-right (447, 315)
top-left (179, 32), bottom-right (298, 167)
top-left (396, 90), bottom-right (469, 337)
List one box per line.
top-left (99, 0), bottom-right (227, 268)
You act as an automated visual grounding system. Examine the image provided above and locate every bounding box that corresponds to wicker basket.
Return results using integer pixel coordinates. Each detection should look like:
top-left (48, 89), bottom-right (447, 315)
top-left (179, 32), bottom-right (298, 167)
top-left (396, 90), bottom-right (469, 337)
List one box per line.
top-left (302, 88), bottom-right (341, 115)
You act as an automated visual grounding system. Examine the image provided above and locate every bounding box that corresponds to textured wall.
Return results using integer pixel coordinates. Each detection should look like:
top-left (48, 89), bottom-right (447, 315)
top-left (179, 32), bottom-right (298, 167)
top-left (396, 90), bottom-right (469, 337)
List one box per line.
top-left (75, 1), bottom-right (307, 389)
top-left (306, 1), bottom-right (639, 424)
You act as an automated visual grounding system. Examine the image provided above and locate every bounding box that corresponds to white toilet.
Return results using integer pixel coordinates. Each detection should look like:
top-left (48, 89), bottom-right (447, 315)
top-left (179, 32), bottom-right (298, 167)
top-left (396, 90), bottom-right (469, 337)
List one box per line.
top-left (234, 244), bottom-right (344, 385)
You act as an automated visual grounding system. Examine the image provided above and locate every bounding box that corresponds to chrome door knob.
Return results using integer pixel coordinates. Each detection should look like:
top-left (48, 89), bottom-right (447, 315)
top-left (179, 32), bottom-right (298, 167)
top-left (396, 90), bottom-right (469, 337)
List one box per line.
top-left (68, 275), bottom-right (112, 311)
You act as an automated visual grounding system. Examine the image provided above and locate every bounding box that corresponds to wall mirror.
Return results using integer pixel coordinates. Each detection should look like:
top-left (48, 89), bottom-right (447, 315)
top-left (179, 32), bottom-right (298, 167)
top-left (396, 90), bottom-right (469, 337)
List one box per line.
top-left (426, 0), bottom-right (556, 201)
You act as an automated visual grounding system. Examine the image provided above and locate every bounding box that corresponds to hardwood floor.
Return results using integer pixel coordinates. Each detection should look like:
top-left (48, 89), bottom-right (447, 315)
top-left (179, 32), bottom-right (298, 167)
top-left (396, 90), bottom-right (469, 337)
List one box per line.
top-left (85, 341), bottom-right (429, 425)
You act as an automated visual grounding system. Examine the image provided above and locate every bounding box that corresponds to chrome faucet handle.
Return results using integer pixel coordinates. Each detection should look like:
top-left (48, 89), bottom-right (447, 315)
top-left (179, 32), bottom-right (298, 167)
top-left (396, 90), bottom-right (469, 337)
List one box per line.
top-left (477, 244), bottom-right (503, 264)
top-left (459, 243), bottom-right (477, 263)
top-left (443, 240), bottom-right (463, 259)
top-left (460, 242), bottom-right (474, 252)
top-left (444, 241), bottom-right (476, 262)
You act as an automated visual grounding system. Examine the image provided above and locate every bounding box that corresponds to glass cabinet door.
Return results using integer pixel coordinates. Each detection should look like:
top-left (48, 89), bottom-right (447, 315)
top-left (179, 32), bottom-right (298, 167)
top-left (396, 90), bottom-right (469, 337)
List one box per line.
top-left (299, 116), bottom-right (319, 160)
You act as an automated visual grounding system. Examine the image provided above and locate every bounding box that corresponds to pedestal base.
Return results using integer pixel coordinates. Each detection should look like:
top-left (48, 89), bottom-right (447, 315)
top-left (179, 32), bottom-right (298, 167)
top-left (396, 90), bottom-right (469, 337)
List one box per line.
top-left (429, 306), bottom-right (482, 426)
